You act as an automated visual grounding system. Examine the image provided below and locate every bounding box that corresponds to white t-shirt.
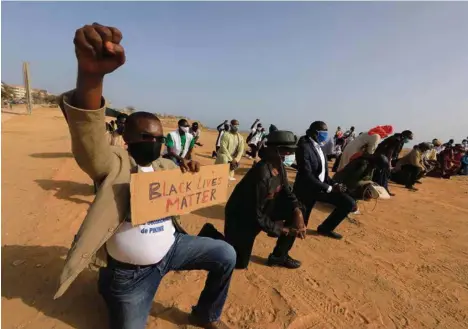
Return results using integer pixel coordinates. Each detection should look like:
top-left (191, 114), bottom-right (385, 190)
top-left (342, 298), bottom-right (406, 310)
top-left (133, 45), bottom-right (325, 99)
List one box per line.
top-left (106, 165), bottom-right (176, 265)
top-left (249, 129), bottom-right (264, 145)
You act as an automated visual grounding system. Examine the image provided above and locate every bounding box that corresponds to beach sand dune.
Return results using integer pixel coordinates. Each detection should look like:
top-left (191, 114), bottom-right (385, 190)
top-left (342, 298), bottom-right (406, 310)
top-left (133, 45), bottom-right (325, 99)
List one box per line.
top-left (2, 107), bottom-right (468, 329)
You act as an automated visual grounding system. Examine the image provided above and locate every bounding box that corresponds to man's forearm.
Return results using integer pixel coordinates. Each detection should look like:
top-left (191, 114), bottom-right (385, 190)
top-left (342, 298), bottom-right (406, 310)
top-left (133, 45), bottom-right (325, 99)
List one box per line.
top-left (168, 149), bottom-right (184, 162)
top-left (73, 72), bottom-right (104, 110)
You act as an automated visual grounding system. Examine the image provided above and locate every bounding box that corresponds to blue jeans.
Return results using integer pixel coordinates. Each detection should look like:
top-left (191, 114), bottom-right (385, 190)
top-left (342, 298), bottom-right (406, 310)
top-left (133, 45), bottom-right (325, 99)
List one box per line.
top-left (98, 232), bottom-right (236, 329)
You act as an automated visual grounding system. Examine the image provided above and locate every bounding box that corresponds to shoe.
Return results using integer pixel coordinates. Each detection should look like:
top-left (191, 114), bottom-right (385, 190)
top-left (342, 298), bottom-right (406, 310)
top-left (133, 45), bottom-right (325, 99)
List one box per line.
top-left (267, 254), bottom-right (301, 269)
top-left (229, 177), bottom-right (237, 181)
top-left (316, 228), bottom-right (343, 240)
top-left (198, 223), bottom-right (225, 240)
top-left (405, 186), bottom-right (418, 192)
top-left (188, 313), bottom-right (231, 329)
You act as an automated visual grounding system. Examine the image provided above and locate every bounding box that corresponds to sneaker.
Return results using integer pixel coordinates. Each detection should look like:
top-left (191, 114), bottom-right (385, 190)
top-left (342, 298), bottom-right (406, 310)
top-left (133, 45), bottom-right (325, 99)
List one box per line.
top-left (267, 254), bottom-right (301, 269)
top-left (229, 177), bottom-right (237, 181)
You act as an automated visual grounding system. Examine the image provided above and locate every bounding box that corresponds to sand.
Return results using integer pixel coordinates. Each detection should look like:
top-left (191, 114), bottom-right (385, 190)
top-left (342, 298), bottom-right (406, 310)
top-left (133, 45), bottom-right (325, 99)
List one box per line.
top-left (2, 107), bottom-right (468, 329)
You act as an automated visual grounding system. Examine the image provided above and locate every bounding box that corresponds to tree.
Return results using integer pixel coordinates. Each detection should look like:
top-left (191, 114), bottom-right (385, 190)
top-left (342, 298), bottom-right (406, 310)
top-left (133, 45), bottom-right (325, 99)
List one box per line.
top-left (45, 94), bottom-right (58, 104)
top-left (1, 82), bottom-right (15, 101)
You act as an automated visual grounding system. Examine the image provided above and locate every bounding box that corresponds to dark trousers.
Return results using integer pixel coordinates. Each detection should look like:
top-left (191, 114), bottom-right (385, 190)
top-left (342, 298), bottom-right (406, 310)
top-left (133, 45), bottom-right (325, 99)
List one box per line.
top-left (98, 233), bottom-right (236, 329)
top-left (401, 164), bottom-right (422, 187)
top-left (224, 218), bottom-right (296, 269)
top-left (298, 190), bottom-right (355, 232)
top-left (372, 167), bottom-right (389, 190)
top-left (212, 146), bottom-right (220, 158)
top-left (392, 164), bottom-right (422, 187)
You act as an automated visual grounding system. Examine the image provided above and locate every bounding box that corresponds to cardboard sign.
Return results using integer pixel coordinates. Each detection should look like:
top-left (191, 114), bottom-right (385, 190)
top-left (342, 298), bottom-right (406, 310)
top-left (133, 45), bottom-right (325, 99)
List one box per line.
top-left (130, 164), bottom-right (230, 225)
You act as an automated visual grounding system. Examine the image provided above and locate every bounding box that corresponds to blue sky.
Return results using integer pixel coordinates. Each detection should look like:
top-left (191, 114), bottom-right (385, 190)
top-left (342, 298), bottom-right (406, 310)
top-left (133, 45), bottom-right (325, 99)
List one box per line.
top-left (2, 1), bottom-right (467, 143)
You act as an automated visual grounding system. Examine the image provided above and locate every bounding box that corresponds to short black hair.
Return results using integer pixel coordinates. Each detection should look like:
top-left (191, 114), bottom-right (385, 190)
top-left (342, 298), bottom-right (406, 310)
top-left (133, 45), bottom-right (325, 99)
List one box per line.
top-left (178, 119), bottom-right (188, 126)
top-left (125, 111), bottom-right (160, 131)
top-left (402, 130), bottom-right (413, 139)
top-left (309, 121), bottom-right (326, 132)
top-left (192, 122), bottom-right (199, 126)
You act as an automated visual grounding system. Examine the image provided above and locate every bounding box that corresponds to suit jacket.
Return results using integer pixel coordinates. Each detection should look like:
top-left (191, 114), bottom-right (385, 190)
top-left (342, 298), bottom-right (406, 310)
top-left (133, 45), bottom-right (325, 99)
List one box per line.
top-left (293, 136), bottom-right (334, 197)
top-left (54, 90), bottom-right (185, 299)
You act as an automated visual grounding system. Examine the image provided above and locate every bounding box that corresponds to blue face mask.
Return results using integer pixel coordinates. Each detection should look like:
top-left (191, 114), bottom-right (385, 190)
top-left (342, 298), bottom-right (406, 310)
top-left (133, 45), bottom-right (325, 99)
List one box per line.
top-left (317, 130), bottom-right (328, 144)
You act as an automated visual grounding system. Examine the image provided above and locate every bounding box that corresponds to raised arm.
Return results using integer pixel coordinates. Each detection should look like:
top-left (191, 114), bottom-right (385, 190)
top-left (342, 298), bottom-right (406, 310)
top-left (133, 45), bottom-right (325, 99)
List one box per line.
top-left (250, 119), bottom-right (260, 130)
top-left (217, 120), bottom-right (228, 132)
top-left (62, 23), bottom-right (126, 182)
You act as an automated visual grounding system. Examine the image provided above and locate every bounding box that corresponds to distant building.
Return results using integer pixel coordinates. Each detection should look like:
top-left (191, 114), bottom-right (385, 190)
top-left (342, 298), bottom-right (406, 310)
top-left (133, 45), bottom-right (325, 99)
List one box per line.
top-left (9, 84), bottom-right (26, 99)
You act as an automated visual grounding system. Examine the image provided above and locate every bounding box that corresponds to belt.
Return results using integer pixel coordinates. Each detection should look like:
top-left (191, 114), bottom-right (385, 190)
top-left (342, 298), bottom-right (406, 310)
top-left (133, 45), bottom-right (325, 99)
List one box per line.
top-left (107, 255), bottom-right (155, 271)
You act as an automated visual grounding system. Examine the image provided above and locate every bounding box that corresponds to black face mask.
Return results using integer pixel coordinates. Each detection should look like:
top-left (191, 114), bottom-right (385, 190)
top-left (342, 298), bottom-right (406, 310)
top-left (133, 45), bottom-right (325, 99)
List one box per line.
top-left (127, 141), bottom-right (162, 166)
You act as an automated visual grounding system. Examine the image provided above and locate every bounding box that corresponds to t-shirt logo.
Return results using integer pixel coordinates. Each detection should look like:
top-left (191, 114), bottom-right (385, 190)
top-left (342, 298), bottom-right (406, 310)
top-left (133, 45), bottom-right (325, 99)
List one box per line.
top-left (139, 217), bottom-right (171, 234)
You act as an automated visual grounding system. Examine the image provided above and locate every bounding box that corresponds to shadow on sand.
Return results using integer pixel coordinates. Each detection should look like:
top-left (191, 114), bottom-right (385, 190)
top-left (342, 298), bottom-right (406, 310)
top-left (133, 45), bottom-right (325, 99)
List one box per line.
top-left (30, 152), bottom-right (73, 159)
top-left (192, 204), bottom-right (226, 221)
top-left (1, 245), bottom-right (192, 329)
top-left (35, 179), bottom-right (94, 205)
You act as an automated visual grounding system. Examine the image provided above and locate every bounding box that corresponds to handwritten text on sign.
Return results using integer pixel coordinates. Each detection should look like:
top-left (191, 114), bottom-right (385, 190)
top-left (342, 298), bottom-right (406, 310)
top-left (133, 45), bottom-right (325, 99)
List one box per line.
top-left (130, 164), bottom-right (230, 225)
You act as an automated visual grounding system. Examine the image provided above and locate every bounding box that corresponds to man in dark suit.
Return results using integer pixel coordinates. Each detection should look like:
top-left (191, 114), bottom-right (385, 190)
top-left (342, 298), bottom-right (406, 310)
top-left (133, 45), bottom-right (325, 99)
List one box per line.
top-left (294, 121), bottom-right (356, 240)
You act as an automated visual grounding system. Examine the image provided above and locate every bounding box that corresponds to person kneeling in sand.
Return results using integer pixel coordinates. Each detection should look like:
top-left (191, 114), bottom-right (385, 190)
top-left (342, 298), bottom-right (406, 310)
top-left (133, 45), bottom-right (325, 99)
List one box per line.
top-left (333, 153), bottom-right (389, 199)
top-left (215, 120), bottom-right (245, 181)
top-left (200, 131), bottom-right (307, 269)
top-left (56, 23), bottom-right (235, 329)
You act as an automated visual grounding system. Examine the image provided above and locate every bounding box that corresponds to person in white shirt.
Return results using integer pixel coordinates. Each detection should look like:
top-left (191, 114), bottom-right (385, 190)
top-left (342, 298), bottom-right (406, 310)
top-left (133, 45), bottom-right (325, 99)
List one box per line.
top-left (68, 22), bottom-right (235, 329)
top-left (246, 119), bottom-right (265, 159)
top-left (164, 119), bottom-right (195, 168)
top-left (293, 121), bottom-right (356, 240)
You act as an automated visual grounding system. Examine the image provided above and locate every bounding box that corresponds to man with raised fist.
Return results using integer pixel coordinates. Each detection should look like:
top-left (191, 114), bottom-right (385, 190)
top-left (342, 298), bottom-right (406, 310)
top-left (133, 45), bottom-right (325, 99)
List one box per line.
top-left (55, 23), bottom-right (234, 329)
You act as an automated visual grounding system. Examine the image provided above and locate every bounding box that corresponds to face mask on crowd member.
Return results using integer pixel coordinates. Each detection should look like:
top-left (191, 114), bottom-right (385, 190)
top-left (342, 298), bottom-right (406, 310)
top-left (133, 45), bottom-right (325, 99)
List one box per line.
top-left (230, 119), bottom-right (240, 133)
top-left (307, 121), bottom-right (329, 146)
top-left (123, 112), bottom-right (166, 166)
top-left (178, 119), bottom-right (190, 134)
top-left (263, 131), bottom-right (298, 166)
top-left (401, 130), bottom-right (414, 144)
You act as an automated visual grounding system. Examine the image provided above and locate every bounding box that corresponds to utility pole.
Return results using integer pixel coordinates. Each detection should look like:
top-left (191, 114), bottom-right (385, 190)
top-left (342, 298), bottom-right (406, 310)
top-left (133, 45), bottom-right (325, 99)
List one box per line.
top-left (23, 62), bottom-right (33, 115)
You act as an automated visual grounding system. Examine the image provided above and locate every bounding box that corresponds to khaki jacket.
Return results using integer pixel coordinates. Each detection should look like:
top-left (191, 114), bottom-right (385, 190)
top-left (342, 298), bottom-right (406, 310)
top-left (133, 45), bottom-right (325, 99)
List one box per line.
top-left (395, 148), bottom-right (423, 171)
top-left (55, 90), bottom-right (185, 299)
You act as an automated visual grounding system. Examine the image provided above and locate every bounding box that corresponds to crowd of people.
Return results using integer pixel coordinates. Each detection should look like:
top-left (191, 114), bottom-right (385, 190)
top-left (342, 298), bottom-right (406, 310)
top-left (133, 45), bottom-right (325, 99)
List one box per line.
top-left (58, 24), bottom-right (467, 329)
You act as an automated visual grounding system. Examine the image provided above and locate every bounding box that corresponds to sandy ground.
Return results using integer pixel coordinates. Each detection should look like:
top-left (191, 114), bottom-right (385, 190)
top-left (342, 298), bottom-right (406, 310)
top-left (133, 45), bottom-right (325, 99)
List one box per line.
top-left (2, 107), bottom-right (468, 329)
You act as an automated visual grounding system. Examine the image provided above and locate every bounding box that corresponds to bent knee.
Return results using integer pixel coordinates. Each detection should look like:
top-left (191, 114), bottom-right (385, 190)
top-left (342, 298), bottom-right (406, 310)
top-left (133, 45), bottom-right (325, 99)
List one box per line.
top-left (342, 195), bottom-right (356, 212)
top-left (214, 240), bottom-right (237, 269)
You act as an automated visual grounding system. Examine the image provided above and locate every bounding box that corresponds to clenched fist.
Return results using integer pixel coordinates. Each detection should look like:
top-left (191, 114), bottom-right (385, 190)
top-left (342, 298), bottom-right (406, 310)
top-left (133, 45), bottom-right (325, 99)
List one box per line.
top-left (74, 23), bottom-right (125, 76)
